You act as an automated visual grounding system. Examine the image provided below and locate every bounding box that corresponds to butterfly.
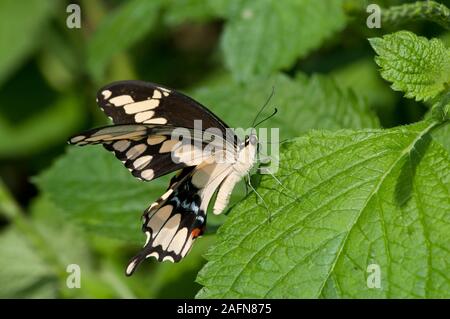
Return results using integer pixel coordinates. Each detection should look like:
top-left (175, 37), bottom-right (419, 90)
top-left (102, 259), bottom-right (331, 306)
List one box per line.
top-left (68, 80), bottom-right (264, 276)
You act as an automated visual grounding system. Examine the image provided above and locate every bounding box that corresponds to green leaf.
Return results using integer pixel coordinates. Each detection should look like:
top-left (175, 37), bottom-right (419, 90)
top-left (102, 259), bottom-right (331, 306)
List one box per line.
top-left (431, 92), bottom-right (450, 123)
top-left (87, 0), bottom-right (162, 81)
top-left (0, 95), bottom-right (83, 157)
top-left (381, 1), bottom-right (450, 31)
top-left (428, 93), bottom-right (450, 154)
top-left (0, 195), bottom-right (92, 298)
top-left (370, 31), bottom-right (450, 102)
top-left (197, 121), bottom-right (450, 298)
top-left (220, 0), bottom-right (346, 81)
top-left (432, 123), bottom-right (450, 154)
top-left (163, 0), bottom-right (221, 25)
top-left (30, 196), bottom-right (93, 276)
top-left (192, 73), bottom-right (379, 140)
top-left (0, 0), bottom-right (54, 86)
top-left (0, 229), bottom-right (57, 298)
top-left (35, 147), bottom-right (169, 243)
top-left (37, 28), bottom-right (80, 91)
top-left (330, 58), bottom-right (397, 119)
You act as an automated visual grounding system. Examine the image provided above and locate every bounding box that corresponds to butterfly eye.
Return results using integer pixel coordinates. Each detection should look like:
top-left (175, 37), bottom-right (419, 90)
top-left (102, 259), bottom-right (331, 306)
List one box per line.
top-left (249, 135), bottom-right (258, 145)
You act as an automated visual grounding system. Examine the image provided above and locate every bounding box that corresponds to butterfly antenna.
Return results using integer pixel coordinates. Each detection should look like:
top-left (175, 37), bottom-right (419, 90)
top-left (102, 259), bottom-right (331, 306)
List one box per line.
top-left (254, 107), bottom-right (278, 128)
top-left (251, 86), bottom-right (275, 128)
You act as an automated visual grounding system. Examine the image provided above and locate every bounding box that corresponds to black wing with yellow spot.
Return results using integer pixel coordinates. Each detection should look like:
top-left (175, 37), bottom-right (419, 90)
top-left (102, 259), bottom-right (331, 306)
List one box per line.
top-left (68, 124), bottom-right (230, 181)
top-left (69, 81), bottom-right (237, 181)
top-left (69, 124), bottom-right (189, 181)
top-left (96, 80), bottom-right (230, 134)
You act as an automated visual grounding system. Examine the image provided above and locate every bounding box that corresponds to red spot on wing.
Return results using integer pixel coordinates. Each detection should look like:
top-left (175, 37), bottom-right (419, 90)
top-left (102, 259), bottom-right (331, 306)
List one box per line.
top-left (191, 228), bottom-right (202, 239)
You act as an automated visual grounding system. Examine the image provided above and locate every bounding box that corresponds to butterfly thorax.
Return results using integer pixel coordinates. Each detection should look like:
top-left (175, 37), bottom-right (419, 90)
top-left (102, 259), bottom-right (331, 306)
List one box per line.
top-left (233, 133), bottom-right (258, 175)
top-left (211, 133), bottom-right (258, 215)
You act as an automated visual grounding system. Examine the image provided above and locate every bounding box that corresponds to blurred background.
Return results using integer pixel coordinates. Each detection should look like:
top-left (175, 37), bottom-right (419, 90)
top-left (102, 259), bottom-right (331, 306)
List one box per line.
top-left (0, 0), bottom-right (447, 298)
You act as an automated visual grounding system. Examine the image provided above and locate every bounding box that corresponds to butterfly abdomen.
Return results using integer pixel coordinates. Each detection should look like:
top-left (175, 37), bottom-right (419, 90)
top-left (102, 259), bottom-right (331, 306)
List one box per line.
top-left (214, 173), bottom-right (242, 215)
top-left (213, 140), bottom-right (258, 214)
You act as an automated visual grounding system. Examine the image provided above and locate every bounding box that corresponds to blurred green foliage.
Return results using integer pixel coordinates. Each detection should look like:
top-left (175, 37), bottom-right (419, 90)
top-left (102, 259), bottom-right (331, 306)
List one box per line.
top-left (0, 0), bottom-right (448, 298)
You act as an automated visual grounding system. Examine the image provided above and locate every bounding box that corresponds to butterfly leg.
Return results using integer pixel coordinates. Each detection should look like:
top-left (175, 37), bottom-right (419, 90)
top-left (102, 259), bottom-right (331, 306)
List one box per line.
top-left (257, 152), bottom-right (298, 202)
top-left (261, 169), bottom-right (299, 202)
top-left (243, 176), bottom-right (250, 196)
top-left (246, 173), bottom-right (271, 223)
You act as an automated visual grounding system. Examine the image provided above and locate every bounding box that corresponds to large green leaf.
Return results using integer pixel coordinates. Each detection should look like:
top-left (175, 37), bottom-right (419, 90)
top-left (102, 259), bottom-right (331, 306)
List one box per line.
top-left (0, 0), bottom-right (54, 86)
top-left (220, 0), bottom-right (346, 81)
top-left (197, 121), bottom-right (450, 298)
top-left (370, 31), bottom-right (450, 102)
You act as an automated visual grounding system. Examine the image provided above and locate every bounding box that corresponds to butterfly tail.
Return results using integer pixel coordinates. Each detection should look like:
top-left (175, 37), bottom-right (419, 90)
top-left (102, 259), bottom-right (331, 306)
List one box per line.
top-left (125, 252), bottom-right (148, 276)
top-left (125, 192), bottom-right (206, 276)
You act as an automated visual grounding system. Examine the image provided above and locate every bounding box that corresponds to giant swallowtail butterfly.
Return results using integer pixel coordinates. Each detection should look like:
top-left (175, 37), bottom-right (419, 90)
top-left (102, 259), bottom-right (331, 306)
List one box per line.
top-left (69, 81), bottom-right (260, 276)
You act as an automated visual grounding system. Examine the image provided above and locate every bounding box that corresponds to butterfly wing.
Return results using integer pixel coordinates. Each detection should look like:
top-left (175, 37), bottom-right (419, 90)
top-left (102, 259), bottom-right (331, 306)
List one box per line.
top-left (97, 80), bottom-right (230, 134)
top-left (69, 124), bottom-right (236, 181)
top-left (125, 160), bottom-right (235, 275)
top-left (70, 80), bottom-right (239, 181)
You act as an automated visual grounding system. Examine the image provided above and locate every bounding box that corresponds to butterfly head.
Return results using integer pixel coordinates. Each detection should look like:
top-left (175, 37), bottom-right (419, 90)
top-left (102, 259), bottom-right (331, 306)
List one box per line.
top-left (244, 130), bottom-right (258, 147)
top-left (240, 129), bottom-right (259, 161)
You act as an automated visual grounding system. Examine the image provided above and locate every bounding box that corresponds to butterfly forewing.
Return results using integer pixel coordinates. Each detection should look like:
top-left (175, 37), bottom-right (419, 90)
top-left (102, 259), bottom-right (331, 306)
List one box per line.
top-left (69, 125), bottom-right (183, 180)
top-left (69, 124), bottom-right (235, 181)
top-left (97, 80), bottom-right (230, 134)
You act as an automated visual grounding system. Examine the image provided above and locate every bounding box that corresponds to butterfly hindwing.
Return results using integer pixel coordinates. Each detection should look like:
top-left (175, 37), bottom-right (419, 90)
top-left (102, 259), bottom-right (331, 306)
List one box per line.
top-left (125, 159), bottom-right (239, 275)
top-left (125, 167), bottom-right (205, 275)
